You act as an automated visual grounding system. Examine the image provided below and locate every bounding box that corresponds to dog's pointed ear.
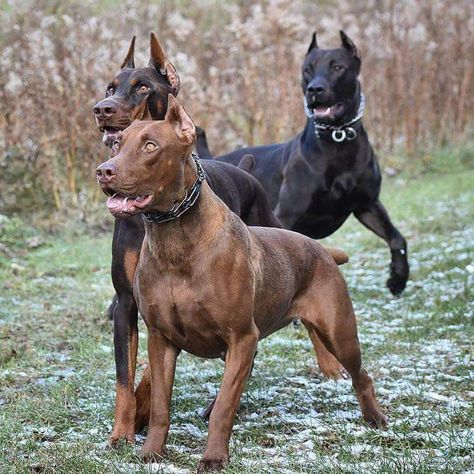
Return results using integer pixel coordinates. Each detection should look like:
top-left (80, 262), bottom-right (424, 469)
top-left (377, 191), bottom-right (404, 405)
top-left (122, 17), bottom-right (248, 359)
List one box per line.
top-left (306, 31), bottom-right (318, 54)
top-left (149, 32), bottom-right (181, 96)
top-left (165, 94), bottom-right (195, 145)
top-left (340, 30), bottom-right (360, 62)
top-left (120, 36), bottom-right (136, 69)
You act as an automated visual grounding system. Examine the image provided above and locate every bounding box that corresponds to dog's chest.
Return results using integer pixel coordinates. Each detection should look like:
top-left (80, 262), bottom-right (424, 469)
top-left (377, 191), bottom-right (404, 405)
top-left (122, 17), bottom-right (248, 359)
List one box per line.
top-left (137, 274), bottom-right (227, 358)
top-left (305, 143), bottom-right (377, 205)
top-left (318, 168), bottom-right (359, 202)
top-left (285, 148), bottom-right (379, 237)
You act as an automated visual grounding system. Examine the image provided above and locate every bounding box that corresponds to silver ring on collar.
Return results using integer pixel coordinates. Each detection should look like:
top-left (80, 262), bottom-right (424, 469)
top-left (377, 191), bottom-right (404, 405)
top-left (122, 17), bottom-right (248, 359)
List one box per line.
top-left (332, 130), bottom-right (346, 142)
top-left (345, 127), bottom-right (357, 141)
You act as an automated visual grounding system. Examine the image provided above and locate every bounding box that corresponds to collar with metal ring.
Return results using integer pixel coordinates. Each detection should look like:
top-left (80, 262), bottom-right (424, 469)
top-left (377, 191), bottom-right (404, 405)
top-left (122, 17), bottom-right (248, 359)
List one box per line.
top-left (142, 153), bottom-right (206, 224)
top-left (303, 92), bottom-right (365, 143)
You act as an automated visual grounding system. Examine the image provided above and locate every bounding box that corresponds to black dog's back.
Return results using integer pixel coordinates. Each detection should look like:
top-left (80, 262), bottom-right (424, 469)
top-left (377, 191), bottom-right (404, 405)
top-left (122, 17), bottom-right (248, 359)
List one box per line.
top-left (214, 142), bottom-right (291, 208)
top-left (202, 160), bottom-right (281, 228)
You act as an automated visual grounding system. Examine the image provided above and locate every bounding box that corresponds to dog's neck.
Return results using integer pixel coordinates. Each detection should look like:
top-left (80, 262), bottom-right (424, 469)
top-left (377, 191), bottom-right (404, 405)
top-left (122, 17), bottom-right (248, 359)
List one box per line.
top-left (143, 157), bottom-right (227, 270)
top-left (342, 82), bottom-right (362, 124)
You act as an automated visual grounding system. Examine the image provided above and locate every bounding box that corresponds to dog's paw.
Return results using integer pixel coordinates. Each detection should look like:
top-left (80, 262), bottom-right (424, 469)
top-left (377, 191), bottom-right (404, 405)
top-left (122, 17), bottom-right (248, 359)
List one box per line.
top-left (109, 430), bottom-right (135, 447)
top-left (140, 447), bottom-right (165, 463)
top-left (318, 362), bottom-right (347, 380)
top-left (386, 273), bottom-right (407, 295)
top-left (197, 458), bottom-right (227, 473)
top-left (363, 408), bottom-right (388, 429)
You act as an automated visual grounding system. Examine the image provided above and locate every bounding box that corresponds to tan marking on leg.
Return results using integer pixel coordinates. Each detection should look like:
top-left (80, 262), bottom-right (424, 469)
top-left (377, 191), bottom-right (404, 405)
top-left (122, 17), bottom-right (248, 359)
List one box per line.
top-left (124, 248), bottom-right (139, 286)
top-left (110, 311), bottom-right (139, 445)
top-left (110, 383), bottom-right (136, 444)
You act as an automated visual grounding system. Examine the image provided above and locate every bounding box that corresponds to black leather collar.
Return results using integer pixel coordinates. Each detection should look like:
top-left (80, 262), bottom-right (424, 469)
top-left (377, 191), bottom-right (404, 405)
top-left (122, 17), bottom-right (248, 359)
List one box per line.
top-left (142, 153), bottom-right (205, 224)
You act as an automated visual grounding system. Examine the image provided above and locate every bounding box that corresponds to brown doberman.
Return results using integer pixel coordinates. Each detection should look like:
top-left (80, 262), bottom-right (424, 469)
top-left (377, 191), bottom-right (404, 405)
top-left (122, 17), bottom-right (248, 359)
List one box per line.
top-left (97, 96), bottom-right (386, 471)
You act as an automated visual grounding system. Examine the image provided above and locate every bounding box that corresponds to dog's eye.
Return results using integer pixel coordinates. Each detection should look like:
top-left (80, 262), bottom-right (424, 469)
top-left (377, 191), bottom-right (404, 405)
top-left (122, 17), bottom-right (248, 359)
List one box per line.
top-left (144, 141), bottom-right (157, 151)
top-left (304, 66), bottom-right (313, 75)
top-left (333, 65), bottom-right (345, 72)
top-left (106, 87), bottom-right (115, 96)
top-left (138, 85), bottom-right (150, 93)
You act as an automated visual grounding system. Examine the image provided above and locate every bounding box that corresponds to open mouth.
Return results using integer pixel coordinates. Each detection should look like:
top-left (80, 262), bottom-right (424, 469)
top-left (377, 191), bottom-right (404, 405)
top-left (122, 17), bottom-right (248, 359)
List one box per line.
top-left (100, 126), bottom-right (123, 147)
top-left (312, 103), bottom-right (344, 119)
top-left (105, 192), bottom-right (154, 217)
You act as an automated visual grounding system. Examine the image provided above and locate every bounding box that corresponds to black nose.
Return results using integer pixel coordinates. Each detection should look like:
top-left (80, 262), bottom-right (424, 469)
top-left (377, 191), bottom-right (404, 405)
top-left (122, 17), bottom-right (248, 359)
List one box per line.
top-left (93, 104), bottom-right (117, 120)
top-left (307, 84), bottom-right (326, 95)
top-left (96, 163), bottom-right (117, 183)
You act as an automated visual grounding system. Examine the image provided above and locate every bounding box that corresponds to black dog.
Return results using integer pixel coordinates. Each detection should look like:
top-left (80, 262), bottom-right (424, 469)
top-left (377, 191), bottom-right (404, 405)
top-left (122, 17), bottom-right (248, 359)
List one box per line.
top-left (93, 34), bottom-right (280, 444)
top-left (214, 31), bottom-right (409, 295)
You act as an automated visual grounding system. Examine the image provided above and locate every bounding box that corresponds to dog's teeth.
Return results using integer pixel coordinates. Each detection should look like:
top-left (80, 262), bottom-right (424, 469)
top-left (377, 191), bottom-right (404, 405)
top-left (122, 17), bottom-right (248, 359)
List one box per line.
top-left (325, 107), bottom-right (331, 114)
top-left (123, 197), bottom-right (128, 206)
top-left (135, 196), bottom-right (143, 202)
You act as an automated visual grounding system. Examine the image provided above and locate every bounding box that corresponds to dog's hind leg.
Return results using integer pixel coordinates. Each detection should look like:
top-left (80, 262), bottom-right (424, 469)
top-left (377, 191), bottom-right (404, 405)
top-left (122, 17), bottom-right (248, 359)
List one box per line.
top-left (302, 320), bottom-right (345, 379)
top-left (354, 200), bottom-right (409, 295)
top-left (298, 270), bottom-right (386, 428)
top-left (134, 366), bottom-right (151, 432)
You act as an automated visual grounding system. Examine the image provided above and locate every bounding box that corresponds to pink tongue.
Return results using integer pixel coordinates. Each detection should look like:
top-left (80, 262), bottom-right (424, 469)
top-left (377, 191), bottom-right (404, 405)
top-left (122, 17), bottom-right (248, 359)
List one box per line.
top-left (106, 195), bottom-right (136, 214)
top-left (314, 106), bottom-right (332, 117)
top-left (106, 194), bottom-right (153, 215)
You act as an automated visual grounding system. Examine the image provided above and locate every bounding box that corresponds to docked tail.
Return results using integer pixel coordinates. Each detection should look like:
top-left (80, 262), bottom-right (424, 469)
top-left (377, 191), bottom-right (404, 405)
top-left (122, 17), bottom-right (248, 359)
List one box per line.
top-left (326, 247), bottom-right (349, 265)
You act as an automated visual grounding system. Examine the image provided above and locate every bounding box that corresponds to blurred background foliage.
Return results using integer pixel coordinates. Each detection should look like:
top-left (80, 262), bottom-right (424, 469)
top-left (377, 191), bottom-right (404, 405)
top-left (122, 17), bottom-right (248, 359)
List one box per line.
top-left (0, 0), bottom-right (473, 215)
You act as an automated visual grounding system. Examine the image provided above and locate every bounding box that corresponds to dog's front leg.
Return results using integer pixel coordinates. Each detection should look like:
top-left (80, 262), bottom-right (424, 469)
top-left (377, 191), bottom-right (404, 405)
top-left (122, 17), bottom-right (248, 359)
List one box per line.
top-left (274, 157), bottom-right (317, 229)
top-left (354, 200), bottom-right (409, 295)
top-left (198, 330), bottom-right (258, 473)
top-left (141, 328), bottom-right (179, 461)
top-left (110, 291), bottom-right (139, 445)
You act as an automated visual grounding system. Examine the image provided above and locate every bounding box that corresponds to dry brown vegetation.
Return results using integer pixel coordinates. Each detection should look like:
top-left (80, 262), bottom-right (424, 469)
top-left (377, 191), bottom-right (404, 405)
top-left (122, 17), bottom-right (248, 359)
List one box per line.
top-left (0, 0), bottom-right (473, 212)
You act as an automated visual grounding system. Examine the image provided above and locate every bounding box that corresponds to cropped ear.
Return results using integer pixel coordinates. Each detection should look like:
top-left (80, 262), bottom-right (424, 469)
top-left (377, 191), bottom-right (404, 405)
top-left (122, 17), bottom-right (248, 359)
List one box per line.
top-left (307, 31), bottom-right (318, 55)
top-left (120, 36), bottom-right (136, 69)
top-left (165, 95), bottom-right (195, 145)
top-left (340, 30), bottom-right (360, 62)
top-left (149, 32), bottom-right (181, 96)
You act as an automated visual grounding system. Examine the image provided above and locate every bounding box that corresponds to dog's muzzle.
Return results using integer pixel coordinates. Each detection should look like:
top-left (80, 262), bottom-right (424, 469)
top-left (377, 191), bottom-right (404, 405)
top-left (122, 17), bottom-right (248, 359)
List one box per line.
top-left (304, 93), bottom-right (365, 143)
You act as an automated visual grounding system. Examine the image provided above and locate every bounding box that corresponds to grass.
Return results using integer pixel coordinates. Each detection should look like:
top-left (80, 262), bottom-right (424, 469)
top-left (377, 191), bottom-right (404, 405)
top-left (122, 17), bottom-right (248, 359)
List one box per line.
top-left (0, 169), bottom-right (473, 473)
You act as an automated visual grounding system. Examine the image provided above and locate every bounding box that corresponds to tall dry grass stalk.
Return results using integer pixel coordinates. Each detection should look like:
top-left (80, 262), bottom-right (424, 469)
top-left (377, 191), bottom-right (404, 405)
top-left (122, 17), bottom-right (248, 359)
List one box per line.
top-left (0, 0), bottom-right (472, 212)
